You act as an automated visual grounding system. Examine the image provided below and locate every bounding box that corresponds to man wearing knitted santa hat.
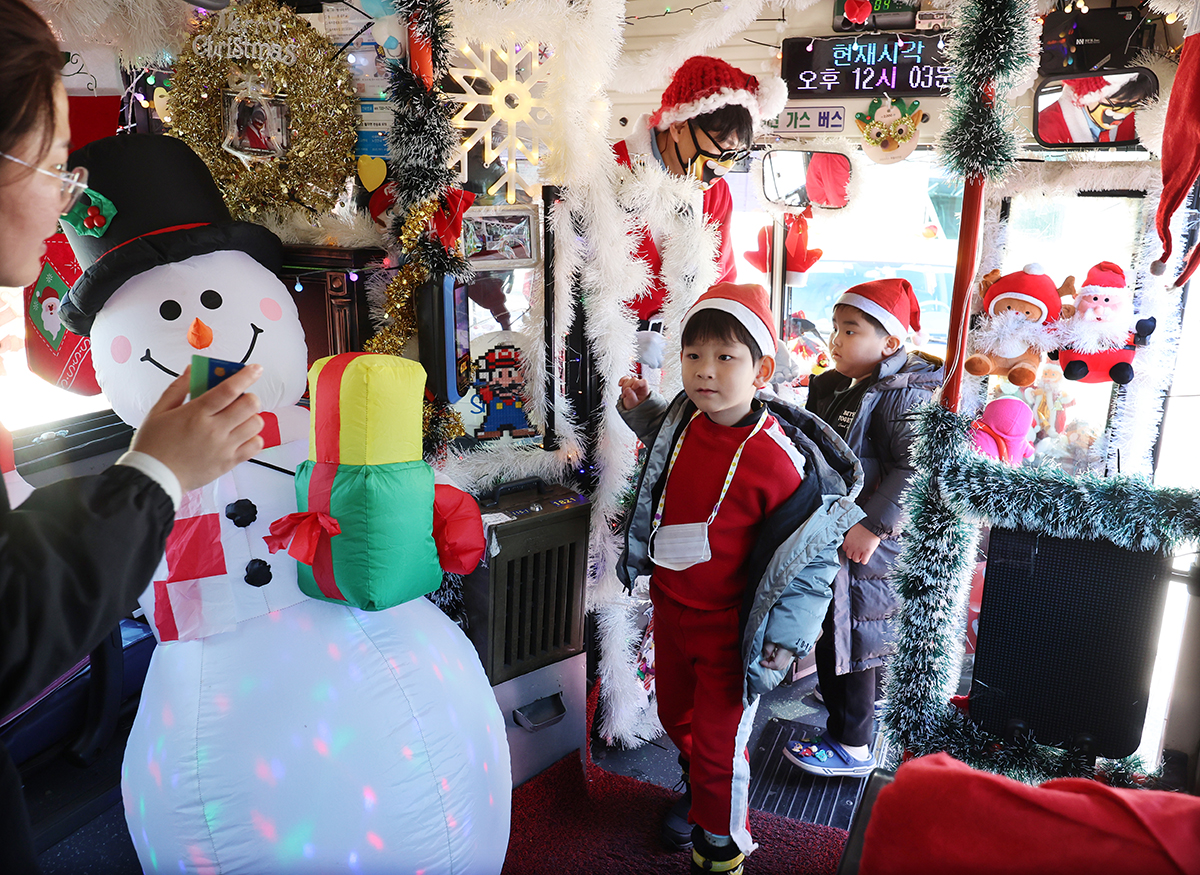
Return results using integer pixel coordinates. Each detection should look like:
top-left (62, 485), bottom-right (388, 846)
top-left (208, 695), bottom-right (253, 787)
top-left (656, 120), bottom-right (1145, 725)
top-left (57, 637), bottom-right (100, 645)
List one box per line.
top-left (615, 55), bottom-right (787, 371)
top-left (1036, 71), bottom-right (1156, 145)
top-left (965, 264), bottom-right (1064, 388)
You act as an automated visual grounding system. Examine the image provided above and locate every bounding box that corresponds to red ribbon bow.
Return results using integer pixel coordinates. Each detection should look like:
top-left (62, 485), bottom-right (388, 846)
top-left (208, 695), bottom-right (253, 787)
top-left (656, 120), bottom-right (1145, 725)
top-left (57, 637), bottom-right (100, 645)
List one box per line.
top-left (430, 188), bottom-right (476, 251)
top-left (264, 511), bottom-right (342, 566)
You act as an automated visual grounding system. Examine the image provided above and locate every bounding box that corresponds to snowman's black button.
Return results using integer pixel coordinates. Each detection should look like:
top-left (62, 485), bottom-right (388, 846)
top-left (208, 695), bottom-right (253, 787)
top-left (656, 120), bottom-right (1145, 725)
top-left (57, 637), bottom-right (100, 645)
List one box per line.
top-left (225, 499), bottom-right (257, 527)
top-left (244, 558), bottom-right (272, 587)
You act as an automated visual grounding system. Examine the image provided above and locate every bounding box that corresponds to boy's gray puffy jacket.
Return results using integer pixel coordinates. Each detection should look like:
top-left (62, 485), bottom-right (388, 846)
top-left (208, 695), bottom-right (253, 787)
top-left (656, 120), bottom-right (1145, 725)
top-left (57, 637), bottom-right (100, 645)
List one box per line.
top-left (806, 349), bottom-right (944, 674)
top-left (617, 390), bottom-right (865, 704)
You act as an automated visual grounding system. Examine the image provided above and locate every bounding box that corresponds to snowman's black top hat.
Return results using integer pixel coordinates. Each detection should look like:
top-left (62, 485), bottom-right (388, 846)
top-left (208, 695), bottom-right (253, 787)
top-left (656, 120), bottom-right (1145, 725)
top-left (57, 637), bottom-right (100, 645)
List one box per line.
top-left (60, 134), bottom-right (282, 337)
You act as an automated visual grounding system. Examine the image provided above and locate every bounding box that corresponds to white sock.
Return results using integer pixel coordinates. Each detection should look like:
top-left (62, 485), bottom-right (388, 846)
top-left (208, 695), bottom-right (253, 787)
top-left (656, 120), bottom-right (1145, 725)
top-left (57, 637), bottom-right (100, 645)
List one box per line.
top-left (841, 742), bottom-right (870, 759)
top-left (703, 831), bottom-right (732, 847)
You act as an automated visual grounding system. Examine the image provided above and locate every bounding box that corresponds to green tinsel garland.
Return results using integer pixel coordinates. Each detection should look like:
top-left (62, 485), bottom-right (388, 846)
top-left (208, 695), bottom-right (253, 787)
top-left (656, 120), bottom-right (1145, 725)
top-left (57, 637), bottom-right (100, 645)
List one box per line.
top-left (888, 403), bottom-right (1197, 786)
top-left (937, 0), bottom-right (1039, 181)
top-left (382, 0), bottom-right (472, 284)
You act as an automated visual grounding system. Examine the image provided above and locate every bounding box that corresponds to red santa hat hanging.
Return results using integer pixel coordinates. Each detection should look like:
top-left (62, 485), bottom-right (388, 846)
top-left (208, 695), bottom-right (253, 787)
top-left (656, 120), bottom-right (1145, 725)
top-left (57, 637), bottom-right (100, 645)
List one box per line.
top-left (1152, 0), bottom-right (1200, 286)
top-left (649, 55), bottom-right (788, 133)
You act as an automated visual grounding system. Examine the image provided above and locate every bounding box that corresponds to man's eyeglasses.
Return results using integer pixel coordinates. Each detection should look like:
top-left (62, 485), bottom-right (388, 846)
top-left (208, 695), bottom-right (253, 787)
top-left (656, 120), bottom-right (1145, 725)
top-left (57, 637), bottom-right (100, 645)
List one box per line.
top-left (688, 119), bottom-right (749, 166)
top-left (0, 151), bottom-right (89, 214)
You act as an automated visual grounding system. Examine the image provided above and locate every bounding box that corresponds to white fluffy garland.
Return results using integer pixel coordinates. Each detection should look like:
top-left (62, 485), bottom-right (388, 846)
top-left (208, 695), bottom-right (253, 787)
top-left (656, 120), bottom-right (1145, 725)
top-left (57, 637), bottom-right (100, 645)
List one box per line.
top-left (448, 0), bottom-right (726, 747)
top-left (974, 159), bottom-right (1188, 476)
top-left (612, 0), bottom-right (769, 94)
top-left (1131, 50), bottom-right (1180, 159)
top-left (258, 204), bottom-right (388, 249)
top-left (34, 0), bottom-right (188, 65)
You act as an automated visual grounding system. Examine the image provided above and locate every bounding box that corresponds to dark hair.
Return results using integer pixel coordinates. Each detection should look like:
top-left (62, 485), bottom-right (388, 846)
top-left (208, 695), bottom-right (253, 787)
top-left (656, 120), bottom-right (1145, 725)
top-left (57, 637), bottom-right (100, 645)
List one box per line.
top-left (681, 308), bottom-right (762, 361)
top-left (0, 0), bottom-right (63, 162)
top-left (694, 104), bottom-right (754, 153)
top-left (1107, 71), bottom-right (1158, 107)
top-left (833, 302), bottom-right (890, 337)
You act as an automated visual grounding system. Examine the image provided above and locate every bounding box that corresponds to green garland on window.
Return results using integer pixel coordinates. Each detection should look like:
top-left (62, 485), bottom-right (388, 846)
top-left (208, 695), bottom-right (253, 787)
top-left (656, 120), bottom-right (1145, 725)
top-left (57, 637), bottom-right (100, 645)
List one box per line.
top-left (937, 0), bottom-right (1039, 181)
top-left (887, 403), bottom-right (1198, 785)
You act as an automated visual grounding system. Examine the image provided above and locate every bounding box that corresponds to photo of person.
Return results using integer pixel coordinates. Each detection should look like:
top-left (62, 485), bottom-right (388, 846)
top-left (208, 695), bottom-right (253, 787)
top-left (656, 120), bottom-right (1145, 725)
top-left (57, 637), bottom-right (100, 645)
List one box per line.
top-left (221, 93), bottom-right (288, 161)
top-left (1035, 69), bottom-right (1158, 146)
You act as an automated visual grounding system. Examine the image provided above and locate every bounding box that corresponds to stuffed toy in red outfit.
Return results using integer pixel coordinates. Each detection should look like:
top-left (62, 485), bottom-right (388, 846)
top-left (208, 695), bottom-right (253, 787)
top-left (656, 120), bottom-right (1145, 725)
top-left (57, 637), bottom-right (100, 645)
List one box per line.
top-left (970, 396), bottom-right (1036, 465)
top-left (1052, 261), bottom-right (1156, 385)
top-left (964, 264), bottom-right (1066, 388)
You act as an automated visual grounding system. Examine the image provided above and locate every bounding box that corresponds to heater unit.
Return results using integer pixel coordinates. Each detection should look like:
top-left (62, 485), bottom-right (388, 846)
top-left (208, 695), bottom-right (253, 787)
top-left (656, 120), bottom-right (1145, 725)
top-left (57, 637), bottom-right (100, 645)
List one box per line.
top-left (461, 478), bottom-right (591, 785)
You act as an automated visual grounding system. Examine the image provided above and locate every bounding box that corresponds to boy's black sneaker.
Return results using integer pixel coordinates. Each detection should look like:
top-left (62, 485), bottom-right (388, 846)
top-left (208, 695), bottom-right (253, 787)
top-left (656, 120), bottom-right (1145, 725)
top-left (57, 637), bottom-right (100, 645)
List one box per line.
top-left (690, 826), bottom-right (745, 874)
top-left (662, 771), bottom-right (692, 850)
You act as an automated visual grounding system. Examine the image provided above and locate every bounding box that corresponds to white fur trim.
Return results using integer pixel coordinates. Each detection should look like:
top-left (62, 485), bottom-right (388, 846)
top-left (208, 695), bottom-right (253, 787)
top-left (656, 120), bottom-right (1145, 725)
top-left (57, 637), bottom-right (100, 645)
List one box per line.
top-left (683, 298), bottom-right (775, 361)
top-left (754, 75), bottom-right (788, 125)
top-left (838, 291), bottom-right (906, 339)
top-left (987, 291), bottom-right (1047, 317)
top-left (728, 695), bottom-right (760, 855)
top-left (655, 87), bottom-right (762, 131)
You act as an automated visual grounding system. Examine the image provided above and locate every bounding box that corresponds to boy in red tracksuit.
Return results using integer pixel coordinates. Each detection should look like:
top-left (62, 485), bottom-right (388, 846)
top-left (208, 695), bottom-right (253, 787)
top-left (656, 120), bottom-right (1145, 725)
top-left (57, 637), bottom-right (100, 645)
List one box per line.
top-left (618, 283), bottom-right (863, 874)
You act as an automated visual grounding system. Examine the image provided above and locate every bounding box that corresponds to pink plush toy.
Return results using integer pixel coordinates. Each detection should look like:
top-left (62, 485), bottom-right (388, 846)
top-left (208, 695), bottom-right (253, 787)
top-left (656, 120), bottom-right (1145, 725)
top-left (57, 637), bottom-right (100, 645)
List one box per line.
top-left (971, 396), bottom-right (1036, 465)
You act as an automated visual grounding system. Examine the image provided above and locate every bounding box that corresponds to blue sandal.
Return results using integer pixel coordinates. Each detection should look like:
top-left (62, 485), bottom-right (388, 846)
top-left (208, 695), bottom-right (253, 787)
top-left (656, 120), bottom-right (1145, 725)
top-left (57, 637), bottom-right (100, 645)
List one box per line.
top-left (782, 735), bottom-right (876, 777)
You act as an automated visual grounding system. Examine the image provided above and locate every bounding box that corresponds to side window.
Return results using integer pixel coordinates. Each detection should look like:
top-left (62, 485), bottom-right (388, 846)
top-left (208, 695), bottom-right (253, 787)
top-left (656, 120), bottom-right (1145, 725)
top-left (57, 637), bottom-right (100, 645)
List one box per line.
top-left (1, 285), bottom-right (111, 433)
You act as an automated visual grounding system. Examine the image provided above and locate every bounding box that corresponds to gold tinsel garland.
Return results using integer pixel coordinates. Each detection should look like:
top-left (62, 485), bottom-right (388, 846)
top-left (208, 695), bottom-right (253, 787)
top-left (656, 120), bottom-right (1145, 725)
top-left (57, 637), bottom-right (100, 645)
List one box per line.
top-left (423, 397), bottom-right (467, 459)
top-left (168, 0), bottom-right (357, 219)
top-left (363, 198), bottom-right (440, 355)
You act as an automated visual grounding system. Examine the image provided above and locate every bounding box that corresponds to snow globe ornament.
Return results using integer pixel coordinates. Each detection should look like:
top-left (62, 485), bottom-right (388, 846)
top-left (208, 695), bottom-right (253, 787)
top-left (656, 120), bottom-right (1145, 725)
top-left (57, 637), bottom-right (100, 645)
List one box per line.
top-left (60, 135), bottom-right (511, 875)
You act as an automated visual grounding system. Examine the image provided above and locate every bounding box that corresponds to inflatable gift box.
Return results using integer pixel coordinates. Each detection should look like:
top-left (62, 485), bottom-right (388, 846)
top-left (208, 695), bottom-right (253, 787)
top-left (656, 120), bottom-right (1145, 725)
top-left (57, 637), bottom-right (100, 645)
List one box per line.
top-left (268, 352), bottom-right (443, 610)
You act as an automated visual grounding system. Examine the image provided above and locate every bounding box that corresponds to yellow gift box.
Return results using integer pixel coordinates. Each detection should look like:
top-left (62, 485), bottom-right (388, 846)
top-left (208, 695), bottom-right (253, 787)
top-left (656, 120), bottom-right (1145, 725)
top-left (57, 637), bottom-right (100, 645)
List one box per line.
top-left (306, 353), bottom-right (426, 465)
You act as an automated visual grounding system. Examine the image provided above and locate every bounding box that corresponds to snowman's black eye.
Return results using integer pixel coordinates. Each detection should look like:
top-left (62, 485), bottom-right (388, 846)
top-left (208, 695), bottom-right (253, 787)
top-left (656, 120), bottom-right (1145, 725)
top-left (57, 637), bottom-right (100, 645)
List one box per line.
top-left (159, 300), bottom-right (182, 321)
top-left (201, 289), bottom-right (223, 309)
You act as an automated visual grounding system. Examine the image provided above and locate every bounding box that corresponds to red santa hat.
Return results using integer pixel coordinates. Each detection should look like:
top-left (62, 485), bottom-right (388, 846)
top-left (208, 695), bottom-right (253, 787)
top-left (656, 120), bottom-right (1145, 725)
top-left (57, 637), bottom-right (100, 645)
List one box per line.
top-left (1064, 73), bottom-right (1138, 106)
top-left (1079, 261), bottom-right (1127, 296)
top-left (1152, 0), bottom-right (1200, 285)
top-left (982, 263), bottom-right (1062, 325)
top-left (649, 55), bottom-right (788, 134)
top-left (837, 277), bottom-right (922, 341)
top-left (681, 282), bottom-right (777, 359)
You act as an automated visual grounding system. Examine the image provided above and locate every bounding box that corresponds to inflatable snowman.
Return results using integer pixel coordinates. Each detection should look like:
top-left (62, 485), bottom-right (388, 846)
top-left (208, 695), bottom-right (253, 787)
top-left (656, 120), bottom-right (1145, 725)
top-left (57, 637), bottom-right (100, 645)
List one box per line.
top-left (59, 136), bottom-right (510, 874)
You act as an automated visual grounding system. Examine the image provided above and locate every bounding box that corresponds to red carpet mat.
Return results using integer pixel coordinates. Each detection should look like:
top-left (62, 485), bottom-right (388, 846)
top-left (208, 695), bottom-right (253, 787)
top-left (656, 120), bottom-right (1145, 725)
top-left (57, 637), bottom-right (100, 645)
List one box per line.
top-left (504, 753), bottom-right (848, 875)
top-left (504, 683), bottom-right (848, 874)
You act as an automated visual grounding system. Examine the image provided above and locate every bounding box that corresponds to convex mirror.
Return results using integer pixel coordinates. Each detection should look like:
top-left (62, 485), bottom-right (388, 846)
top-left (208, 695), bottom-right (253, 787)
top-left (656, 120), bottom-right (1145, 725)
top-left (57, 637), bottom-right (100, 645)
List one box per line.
top-left (761, 149), bottom-right (851, 210)
top-left (1033, 67), bottom-right (1158, 148)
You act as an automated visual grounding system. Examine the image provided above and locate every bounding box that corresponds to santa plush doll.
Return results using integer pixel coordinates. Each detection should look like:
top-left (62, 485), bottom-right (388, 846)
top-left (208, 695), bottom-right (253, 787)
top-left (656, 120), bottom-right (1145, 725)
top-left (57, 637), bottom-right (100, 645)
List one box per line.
top-left (965, 264), bottom-right (1063, 388)
top-left (1053, 261), bottom-right (1156, 384)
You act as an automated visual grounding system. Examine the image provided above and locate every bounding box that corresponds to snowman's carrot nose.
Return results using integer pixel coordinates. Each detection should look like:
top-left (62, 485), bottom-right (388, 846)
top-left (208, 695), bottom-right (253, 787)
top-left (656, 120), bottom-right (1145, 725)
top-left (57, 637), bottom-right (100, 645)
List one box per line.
top-left (188, 318), bottom-right (214, 349)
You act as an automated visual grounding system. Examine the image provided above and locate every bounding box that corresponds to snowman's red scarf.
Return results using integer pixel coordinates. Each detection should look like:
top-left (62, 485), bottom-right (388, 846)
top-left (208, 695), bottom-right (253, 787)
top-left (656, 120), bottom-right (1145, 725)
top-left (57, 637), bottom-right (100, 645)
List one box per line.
top-left (97, 222), bottom-right (210, 260)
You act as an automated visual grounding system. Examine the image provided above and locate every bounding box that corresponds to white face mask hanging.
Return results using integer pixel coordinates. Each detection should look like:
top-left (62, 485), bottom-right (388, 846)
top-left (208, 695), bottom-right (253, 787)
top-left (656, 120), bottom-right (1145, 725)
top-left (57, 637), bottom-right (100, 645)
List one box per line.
top-left (647, 410), bottom-right (767, 572)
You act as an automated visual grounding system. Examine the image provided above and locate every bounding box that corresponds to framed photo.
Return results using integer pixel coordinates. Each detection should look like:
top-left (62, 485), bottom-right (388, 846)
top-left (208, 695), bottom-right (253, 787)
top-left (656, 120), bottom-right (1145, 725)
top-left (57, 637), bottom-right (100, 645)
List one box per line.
top-left (461, 204), bottom-right (540, 270)
top-left (221, 92), bottom-right (289, 162)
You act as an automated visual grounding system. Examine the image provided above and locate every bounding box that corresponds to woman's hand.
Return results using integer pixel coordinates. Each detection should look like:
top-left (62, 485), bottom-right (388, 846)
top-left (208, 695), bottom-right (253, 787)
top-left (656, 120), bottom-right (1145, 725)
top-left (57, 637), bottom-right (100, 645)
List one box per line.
top-left (131, 364), bottom-right (265, 493)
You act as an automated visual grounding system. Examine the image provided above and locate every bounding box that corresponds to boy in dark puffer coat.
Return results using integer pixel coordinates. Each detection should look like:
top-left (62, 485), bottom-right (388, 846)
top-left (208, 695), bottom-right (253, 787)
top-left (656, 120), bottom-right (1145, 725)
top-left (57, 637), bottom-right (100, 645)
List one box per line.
top-left (784, 278), bottom-right (943, 777)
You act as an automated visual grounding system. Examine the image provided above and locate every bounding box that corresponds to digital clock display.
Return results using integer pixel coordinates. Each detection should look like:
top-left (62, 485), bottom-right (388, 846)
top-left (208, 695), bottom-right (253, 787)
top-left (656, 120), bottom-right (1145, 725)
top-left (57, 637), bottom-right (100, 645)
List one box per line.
top-left (780, 34), bottom-right (951, 99)
top-left (831, 0), bottom-right (918, 32)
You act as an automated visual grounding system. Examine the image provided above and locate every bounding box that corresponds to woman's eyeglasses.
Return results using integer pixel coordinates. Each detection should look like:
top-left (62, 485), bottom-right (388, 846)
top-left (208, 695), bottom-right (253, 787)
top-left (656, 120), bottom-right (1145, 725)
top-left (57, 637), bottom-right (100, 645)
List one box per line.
top-left (0, 151), bottom-right (89, 214)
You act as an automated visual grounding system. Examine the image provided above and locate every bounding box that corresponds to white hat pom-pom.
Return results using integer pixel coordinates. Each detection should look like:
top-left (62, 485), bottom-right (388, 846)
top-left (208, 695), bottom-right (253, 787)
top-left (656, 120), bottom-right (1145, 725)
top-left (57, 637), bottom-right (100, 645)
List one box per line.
top-left (755, 74), bottom-right (788, 124)
top-left (1150, 260), bottom-right (1167, 276)
top-left (1024, 263), bottom-right (1045, 275)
